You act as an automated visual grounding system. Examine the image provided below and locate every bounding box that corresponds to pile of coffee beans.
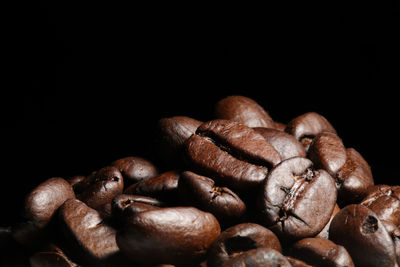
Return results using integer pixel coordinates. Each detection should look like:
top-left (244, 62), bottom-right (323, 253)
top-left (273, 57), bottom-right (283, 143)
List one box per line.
top-left (1, 95), bottom-right (399, 266)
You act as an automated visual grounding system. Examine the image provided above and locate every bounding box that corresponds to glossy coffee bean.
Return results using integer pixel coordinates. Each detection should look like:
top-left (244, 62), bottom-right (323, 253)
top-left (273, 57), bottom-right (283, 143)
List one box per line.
top-left (111, 156), bottom-right (158, 186)
top-left (124, 170), bottom-right (180, 203)
top-left (77, 166), bottom-right (123, 215)
top-left (207, 223), bottom-right (281, 267)
top-left (23, 177), bottom-right (75, 228)
top-left (308, 132), bottom-right (347, 176)
top-left (315, 203), bottom-right (340, 239)
top-left (216, 248), bottom-right (291, 267)
top-left (381, 220), bottom-right (400, 263)
top-left (111, 194), bottom-right (163, 221)
top-left (214, 95), bottom-right (275, 128)
top-left (30, 245), bottom-right (78, 267)
top-left (156, 116), bottom-right (202, 167)
top-left (178, 171), bottom-right (246, 224)
top-left (58, 199), bottom-right (120, 265)
top-left (254, 127), bottom-right (306, 160)
top-left (117, 207), bottom-right (221, 266)
top-left (185, 119), bottom-right (281, 191)
top-left (335, 148), bottom-right (374, 206)
top-left (329, 204), bottom-right (398, 267)
top-left (361, 185), bottom-right (400, 226)
top-left (290, 237), bottom-right (354, 267)
top-left (259, 157), bottom-right (337, 240)
top-left (285, 112), bottom-right (336, 151)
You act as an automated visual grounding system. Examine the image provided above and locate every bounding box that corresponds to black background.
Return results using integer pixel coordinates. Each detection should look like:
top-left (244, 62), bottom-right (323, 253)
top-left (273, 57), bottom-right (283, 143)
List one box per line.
top-left (2, 1), bottom-right (399, 226)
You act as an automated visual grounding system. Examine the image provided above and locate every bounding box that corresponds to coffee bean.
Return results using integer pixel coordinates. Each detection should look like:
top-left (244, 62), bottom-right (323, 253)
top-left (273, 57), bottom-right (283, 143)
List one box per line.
top-left (286, 256), bottom-right (313, 267)
top-left (290, 237), bottom-right (354, 267)
top-left (329, 204), bottom-right (398, 267)
top-left (308, 132), bottom-right (347, 176)
top-left (111, 156), bottom-right (158, 186)
top-left (178, 171), bottom-right (246, 224)
top-left (254, 127), bottom-right (306, 160)
top-left (58, 199), bottom-right (120, 266)
top-left (335, 148), bottom-right (374, 206)
top-left (185, 119), bottom-right (281, 191)
top-left (259, 157), bottom-right (337, 240)
top-left (117, 207), bottom-right (220, 266)
top-left (111, 194), bottom-right (163, 222)
top-left (207, 223), bottom-right (281, 267)
top-left (30, 245), bottom-right (79, 267)
top-left (214, 95), bottom-right (275, 128)
top-left (315, 203), bottom-right (340, 239)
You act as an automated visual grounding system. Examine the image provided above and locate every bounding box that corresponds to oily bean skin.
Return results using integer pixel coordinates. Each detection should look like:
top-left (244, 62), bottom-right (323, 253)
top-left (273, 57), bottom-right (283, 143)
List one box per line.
top-left (124, 170), bottom-right (180, 203)
top-left (77, 166), bottom-right (124, 214)
top-left (207, 223), bottom-right (281, 267)
top-left (329, 204), bottom-right (398, 267)
top-left (58, 199), bottom-right (120, 265)
top-left (111, 156), bottom-right (158, 186)
top-left (156, 116), bottom-right (202, 167)
top-left (111, 194), bottom-right (163, 222)
top-left (335, 148), bottom-right (374, 206)
top-left (361, 185), bottom-right (400, 226)
top-left (116, 207), bottom-right (221, 266)
top-left (290, 237), bottom-right (354, 267)
top-left (214, 95), bottom-right (275, 128)
top-left (178, 171), bottom-right (246, 224)
top-left (185, 119), bottom-right (281, 191)
top-left (259, 157), bottom-right (337, 241)
top-left (285, 112), bottom-right (336, 141)
top-left (254, 127), bottom-right (307, 160)
top-left (23, 177), bottom-right (75, 228)
top-left (308, 132), bottom-right (347, 176)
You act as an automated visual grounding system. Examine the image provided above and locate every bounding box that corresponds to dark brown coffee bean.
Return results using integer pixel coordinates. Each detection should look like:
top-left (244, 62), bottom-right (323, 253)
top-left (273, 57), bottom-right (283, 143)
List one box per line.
top-left (335, 148), bottom-right (374, 206)
top-left (185, 119), bottom-right (281, 191)
top-left (286, 256), bottom-right (314, 267)
top-left (30, 245), bottom-right (79, 267)
top-left (329, 204), bottom-right (398, 267)
top-left (207, 223), bottom-right (281, 267)
top-left (381, 220), bottom-right (400, 264)
top-left (254, 127), bottom-right (306, 160)
top-left (216, 248), bottom-right (291, 267)
top-left (77, 166), bottom-right (123, 215)
top-left (308, 132), bottom-right (347, 176)
top-left (315, 203), bottom-right (340, 239)
top-left (67, 175), bottom-right (86, 188)
top-left (116, 207), bottom-right (221, 266)
top-left (290, 237), bottom-right (354, 267)
top-left (23, 177), bottom-right (75, 229)
top-left (124, 170), bottom-right (180, 203)
top-left (361, 185), bottom-right (400, 226)
top-left (214, 95), bottom-right (275, 128)
top-left (58, 199), bottom-right (120, 265)
top-left (178, 171), bottom-right (246, 224)
top-left (111, 194), bottom-right (163, 221)
top-left (156, 116), bottom-right (202, 167)
top-left (259, 157), bottom-right (337, 240)
top-left (111, 156), bottom-right (158, 186)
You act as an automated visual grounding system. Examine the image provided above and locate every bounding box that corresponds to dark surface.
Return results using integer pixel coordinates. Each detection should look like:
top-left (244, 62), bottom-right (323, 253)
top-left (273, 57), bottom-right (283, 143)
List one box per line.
top-left (2, 1), bottom-right (399, 226)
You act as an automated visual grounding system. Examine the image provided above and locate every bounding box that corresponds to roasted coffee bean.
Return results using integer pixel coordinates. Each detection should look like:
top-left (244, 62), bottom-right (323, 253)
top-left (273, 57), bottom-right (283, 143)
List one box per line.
top-left (381, 220), bottom-right (400, 263)
top-left (361, 185), bottom-right (400, 226)
top-left (111, 156), bottom-right (158, 186)
top-left (111, 194), bottom-right (163, 221)
top-left (289, 237), bottom-right (354, 267)
top-left (58, 199), bottom-right (120, 266)
top-left (254, 127), bottom-right (306, 160)
top-left (259, 157), bottom-right (337, 240)
top-left (156, 116), bottom-right (202, 167)
top-left (117, 207), bottom-right (220, 266)
top-left (214, 95), bottom-right (275, 128)
top-left (207, 223), bottom-right (281, 267)
top-left (315, 203), bottom-right (340, 239)
top-left (329, 204), bottom-right (398, 267)
top-left (335, 148), bottom-right (374, 206)
top-left (77, 166), bottom-right (123, 216)
top-left (285, 112), bottom-right (336, 151)
top-left (178, 171), bottom-right (246, 224)
top-left (215, 247), bottom-right (291, 267)
top-left (286, 256), bottom-right (314, 267)
top-left (185, 119), bottom-right (281, 191)
top-left (30, 244), bottom-right (79, 267)
top-left (308, 132), bottom-right (347, 176)
top-left (124, 170), bottom-right (180, 203)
